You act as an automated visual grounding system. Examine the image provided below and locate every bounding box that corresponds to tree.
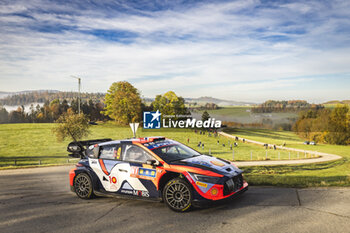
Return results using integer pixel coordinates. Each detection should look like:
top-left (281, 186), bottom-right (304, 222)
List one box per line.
top-left (151, 91), bottom-right (189, 119)
top-left (202, 111), bottom-right (210, 122)
top-left (9, 107), bottom-right (26, 123)
top-left (103, 81), bottom-right (142, 125)
top-left (325, 105), bottom-right (349, 145)
top-left (0, 107), bottom-right (9, 123)
top-left (52, 110), bottom-right (90, 142)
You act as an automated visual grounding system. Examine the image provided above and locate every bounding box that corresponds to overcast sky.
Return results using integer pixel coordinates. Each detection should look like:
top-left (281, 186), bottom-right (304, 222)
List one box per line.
top-left (0, 0), bottom-right (349, 103)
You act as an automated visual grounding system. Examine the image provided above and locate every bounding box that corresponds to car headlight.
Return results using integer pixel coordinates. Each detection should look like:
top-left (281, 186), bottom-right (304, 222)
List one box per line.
top-left (191, 173), bottom-right (220, 184)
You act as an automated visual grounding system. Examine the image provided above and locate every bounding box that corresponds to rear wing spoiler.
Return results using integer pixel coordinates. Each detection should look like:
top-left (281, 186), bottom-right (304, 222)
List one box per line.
top-left (67, 139), bottom-right (112, 158)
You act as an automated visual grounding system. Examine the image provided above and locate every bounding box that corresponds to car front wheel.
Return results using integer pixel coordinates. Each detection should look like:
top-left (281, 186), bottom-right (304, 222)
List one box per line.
top-left (74, 173), bottom-right (94, 199)
top-left (163, 178), bottom-right (192, 212)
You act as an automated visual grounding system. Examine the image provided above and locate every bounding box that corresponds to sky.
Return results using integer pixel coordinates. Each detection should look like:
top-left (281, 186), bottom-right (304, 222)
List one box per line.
top-left (0, 0), bottom-right (349, 103)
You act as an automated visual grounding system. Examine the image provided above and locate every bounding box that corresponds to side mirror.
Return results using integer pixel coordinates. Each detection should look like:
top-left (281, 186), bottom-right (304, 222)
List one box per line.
top-left (146, 159), bottom-right (160, 166)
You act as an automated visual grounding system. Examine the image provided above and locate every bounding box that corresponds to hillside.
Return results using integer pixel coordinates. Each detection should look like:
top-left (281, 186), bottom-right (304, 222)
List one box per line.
top-left (185, 96), bottom-right (255, 106)
top-left (0, 90), bottom-right (255, 107)
top-left (0, 90), bottom-right (105, 105)
top-left (323, 100), bottom-right (350, 105)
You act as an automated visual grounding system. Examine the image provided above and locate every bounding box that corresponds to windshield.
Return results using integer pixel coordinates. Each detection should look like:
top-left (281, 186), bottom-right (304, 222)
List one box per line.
top-left (151, 143), bottom-right (201, 163)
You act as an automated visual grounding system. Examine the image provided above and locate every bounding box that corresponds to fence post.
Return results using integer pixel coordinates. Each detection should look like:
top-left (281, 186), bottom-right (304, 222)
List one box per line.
top-left (297, 152), bottom-right (299, 158)
top-left (232, 149), bottom-right (234, 161)
top-left (250, 151), bottom-right (252, 160)
top-left (289, 151), bottom-right (291, 159)
top-left (39, 160), bottom-right (41, 165)
top-left (14, 160), bottom-right (16, 166)
top-left (278, 151), bottom-right (280, 160)
top-left (265, 150), bottom-right (268, 159)
top-left (209, 149), bottom-right (211, 155)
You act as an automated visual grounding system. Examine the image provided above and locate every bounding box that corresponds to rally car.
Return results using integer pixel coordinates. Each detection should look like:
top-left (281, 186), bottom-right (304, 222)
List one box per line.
top-left (68, 137), bottom-right (248, 212)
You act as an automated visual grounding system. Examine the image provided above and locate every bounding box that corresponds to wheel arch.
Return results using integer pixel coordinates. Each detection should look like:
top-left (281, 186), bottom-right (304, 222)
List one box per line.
top-left (158, 171), bottom-right (181, 193)
top-left (74, 167), bottom-right (100, 190)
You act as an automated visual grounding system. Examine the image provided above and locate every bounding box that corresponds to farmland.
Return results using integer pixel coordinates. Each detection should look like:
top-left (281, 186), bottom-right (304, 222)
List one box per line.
top-left (192, 106), bottom-right (297, 124)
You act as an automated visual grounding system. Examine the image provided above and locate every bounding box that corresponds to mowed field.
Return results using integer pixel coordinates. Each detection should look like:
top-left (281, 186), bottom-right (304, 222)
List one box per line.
top-left (192, 106), bottom-right (297, 124)
top-left (224, 128), bottom-right (350, 187)
top-left (1, 123), bottom-right (349, 187)
top-left (0, 123), bottom-right (306, 167)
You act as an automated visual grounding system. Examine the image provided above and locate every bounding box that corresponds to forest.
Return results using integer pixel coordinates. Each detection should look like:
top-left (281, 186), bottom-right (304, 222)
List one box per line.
top-left (293, 105), bottom-right (350, 145)
top-left (0, 91), bottom-right (105, 105)
top-left (0, 99), bottom-right (107, 123)
top-left (252, 100), bottom-right (323, 113)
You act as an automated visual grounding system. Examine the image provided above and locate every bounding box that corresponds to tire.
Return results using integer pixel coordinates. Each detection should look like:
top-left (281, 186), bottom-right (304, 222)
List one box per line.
top-left (163, 178), bottom-right (192, 212)
top-left (74, 173), bottom-right (94, 199)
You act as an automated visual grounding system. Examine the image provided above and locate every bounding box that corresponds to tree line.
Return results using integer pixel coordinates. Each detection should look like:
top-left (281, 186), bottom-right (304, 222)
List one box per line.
top-left (252, 100), bottom-right (323, 113)
top-left (0, 91), bottom-right (105, 106)
top-left (0, 81), bottom-right (189, 125)
top-left (293, 105), bottom-right (350, 145)
top-left (0, 99), bottom-right (106, 123)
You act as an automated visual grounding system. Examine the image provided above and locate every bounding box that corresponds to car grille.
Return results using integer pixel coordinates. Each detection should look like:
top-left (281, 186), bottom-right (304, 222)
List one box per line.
top-left (224, 174), bottom-right (243, 195)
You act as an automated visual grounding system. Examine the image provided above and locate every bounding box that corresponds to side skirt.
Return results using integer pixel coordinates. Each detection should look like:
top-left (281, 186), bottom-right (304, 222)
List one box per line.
top-left (93, 190), bottom-right (162, 202)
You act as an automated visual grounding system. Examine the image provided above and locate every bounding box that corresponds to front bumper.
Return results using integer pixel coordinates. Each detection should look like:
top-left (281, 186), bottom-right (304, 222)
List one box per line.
top-left (193, 181), bottom-right (248, 207)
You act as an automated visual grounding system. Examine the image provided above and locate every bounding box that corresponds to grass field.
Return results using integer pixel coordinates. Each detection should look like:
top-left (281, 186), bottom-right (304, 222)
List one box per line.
top-left (0, 123), bottom-right (307, 167)
top-left (193, 106), bottom-right (297, 124)
top-left (224, 128), bottom-right (350, 187)
top-left (1, 123), bottom-right (349, 187)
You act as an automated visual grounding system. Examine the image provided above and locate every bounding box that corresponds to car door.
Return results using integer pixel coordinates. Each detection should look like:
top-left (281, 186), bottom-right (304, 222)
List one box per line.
top-left (89, 143), bottom-right (125, 192)
top-left (117, 143), bottom-right (160, 198)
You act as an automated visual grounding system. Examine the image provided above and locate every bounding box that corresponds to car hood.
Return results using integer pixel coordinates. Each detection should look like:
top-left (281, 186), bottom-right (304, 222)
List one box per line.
top-left (175, 155), bottom-right (242, 176)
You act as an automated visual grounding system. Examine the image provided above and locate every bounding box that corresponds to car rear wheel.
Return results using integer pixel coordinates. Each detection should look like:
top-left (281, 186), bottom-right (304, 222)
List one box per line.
top-left (163, 178), bottom-right (192, 212)
top-left (74, 173), bottom-right (94, 199)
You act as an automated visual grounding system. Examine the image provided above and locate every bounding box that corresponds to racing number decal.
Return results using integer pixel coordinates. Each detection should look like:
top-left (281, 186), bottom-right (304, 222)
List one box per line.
top-left (109, 176), bottom-right (117, 184)
top-left (109, 176), bottom-right (118, 190)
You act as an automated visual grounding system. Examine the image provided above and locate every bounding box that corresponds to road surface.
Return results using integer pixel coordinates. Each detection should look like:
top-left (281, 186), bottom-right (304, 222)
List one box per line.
top-left (0, 165), bottom-right (349, 233)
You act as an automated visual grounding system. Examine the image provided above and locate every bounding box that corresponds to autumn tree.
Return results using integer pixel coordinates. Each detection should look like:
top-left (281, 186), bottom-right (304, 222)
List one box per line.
top-left (293, 105), bottom-right (349, 145)
top-left (151, 91), bottom-right (189, 119)
top-left (325, 105), bottom-right (349, 145)
top-left (103, 81), bottom-right (142, 125)
top-left (52, 110), bottom-right (90, 142)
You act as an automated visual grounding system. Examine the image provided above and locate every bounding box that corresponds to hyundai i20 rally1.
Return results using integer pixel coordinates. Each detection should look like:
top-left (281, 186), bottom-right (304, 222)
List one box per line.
top-left (68, 137), bottom-right (248, 212)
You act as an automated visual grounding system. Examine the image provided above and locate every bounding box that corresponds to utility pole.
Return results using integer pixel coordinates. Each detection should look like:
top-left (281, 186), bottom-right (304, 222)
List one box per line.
top-left (71, 76), bottom-right (81, 114)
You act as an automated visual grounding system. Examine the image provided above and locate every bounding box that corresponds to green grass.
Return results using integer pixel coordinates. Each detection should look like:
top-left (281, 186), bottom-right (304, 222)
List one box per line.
top-left (193, 106), bottom-right (298, 124)
top-left (0, 123), bottom-right (306, 168)
top-left (1, 123), bottom-right (350, 187)
top-left (223, 128), bottom-right (350, 187)
top-left (199, 106), bottom-right (252, 117)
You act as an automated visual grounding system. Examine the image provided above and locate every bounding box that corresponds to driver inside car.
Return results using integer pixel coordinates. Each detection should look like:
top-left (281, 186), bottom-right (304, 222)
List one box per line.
top-left (126, 146), bottom-right (146, 162)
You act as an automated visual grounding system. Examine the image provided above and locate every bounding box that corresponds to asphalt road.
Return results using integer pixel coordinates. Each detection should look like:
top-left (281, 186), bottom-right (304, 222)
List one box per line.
top-left (0, 166), bottom-right (349, 233)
